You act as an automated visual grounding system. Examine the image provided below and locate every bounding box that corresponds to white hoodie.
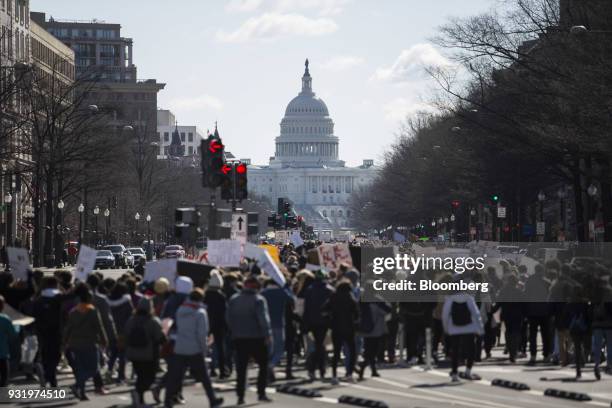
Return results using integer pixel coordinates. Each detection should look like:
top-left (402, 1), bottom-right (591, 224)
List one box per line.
top-left (442, 293), bottom-right (484, 336)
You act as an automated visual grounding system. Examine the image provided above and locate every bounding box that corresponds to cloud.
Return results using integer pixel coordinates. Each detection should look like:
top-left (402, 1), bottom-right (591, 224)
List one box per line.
top-left (373, 44), bottom-right (451, 83)
top-left (169, 94), bottom-right (223, 111)
top-left (225, 0), bottom-right (264, 13)
top-left (320, 55), bottom-right (364, 72)
top-left (383, 98), bottom-right (436, 121)
top-left (216, 12), bottom-right (338, 42)
top-left (274, 0), bottom-right (350, 16)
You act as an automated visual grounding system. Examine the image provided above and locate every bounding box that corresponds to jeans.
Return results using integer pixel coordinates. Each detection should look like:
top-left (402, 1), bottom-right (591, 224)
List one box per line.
top-left (165, 353), bottom-right (217, 404)
top-left (269, 328), bottom-right (285, 368)
top-left (332, 331), bottom-right (355, 377)
top-left (592, 328), bottom-right (612, 366)
top-left (450, 334), bottom-right (475, 374)
top-left (39, 336), bottom-right (62, 387)
top-left (107, 345), bottom-right (126, 380)
top-left (234, 338), bottom-right (268, 399)
top-left (360, 336), bottom-right (381, 375)
top-left (210, 328), bottom-right (226, 374)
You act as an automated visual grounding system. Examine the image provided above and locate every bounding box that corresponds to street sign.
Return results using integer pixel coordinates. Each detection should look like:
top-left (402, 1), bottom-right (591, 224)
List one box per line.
top-left (231, 213), bottom-right (247, 244)
top-left (497, 206), bottom-right (507, 218)
top-left (536, 221), bottom-right (545, 236)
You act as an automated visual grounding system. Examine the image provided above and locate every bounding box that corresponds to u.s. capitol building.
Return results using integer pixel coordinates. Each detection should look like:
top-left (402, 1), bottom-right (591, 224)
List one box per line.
top-left (247, 60), bottom-right (376, 232)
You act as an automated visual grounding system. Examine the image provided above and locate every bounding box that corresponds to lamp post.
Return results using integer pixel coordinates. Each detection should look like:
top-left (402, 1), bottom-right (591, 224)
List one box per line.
top-left (469, 208), bottom-right (476, 241)
top-left (134, 212), bottom-right (140, 246)
top-left (146, 214), bottom-right (152, 260)
top-left (93, 206), bottom-right (100, 246)
top-left (4, 192), bottom-right (12, 246)
top-left (587, 183), bottom-right (598, 242)
top-left (104, 208), bottom-right (110, 244)
top-left (450, 214), bottom-right (456, 243)
top-left (557, 187), bottom-right (567, 240)
top-left (78, 203), bottom-right (84, 248)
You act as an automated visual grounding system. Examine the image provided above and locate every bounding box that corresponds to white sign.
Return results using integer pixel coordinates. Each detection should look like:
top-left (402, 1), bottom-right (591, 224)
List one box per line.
top-left (536, 221), bottom-right (545, 236)
top-left (259, 250), bottom-right (286, 286)
top-left (497, 206), bottom-right (507, 218)
top-left (317, 243), bottom-right (353, 271)
top-left (207, 240), bottom-right (242, 267)
top-left (231, 213), bottom-right (247, 244)
top-left (74, 245), bottom-right (97, 282)
top-left (144, 259), bottom-right (178, 287)
top-left (290, 230), bottom-right (304, 248)
top-left (7, 247), bottom-right (29, 281)
top-left (243, 242), bottom-right (266, 260)
top-left (275, 230), bottom-right (289, 244)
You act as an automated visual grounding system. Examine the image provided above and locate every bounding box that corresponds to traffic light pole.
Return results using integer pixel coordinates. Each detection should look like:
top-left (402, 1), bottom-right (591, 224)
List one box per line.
top-left (231, 164), bottom-right (237, 212)
top-left (209, 192), bottom-right (217, 240)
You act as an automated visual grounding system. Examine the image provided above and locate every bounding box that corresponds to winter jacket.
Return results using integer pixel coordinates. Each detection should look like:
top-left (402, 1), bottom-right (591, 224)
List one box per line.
top-left (0, 313), bottom-right (17, 359)
top-left (93, 291), bottom-right (118, 345)
top-left (63, 303), bottom-right (108, 349)
top-left (302, 279), bottom-right (334, 329)
top-left (32, 289), bottom-right (68, 343)
top-left (323, 283), bottom-right (359, 335)
top-left (361, 302), bottom-right (391, 338)
top-left (496, 285), bottom-right (525, 330)
top-left (174, 300), bottom-right (209, 355)
top-left (226, 288), bottom-right (272, 339)
top-left (108, 294), bottom-right (134, 339)
top-left (261, 285), bottom-right (294, 329)
top-left (442, 293), bottom-right (484, 336)
top-left (203, 288), bottom-right (227, 333)
top-left (124, 314), bottom-right (165, 361)
top-left (523, 274), bottom-right (550, 318)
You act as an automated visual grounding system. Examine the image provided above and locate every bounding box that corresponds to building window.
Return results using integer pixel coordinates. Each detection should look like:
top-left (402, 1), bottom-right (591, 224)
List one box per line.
top-left (180, 132), bottom-right (185, 142)
top-left (188, 146), bottom-right (193, 155)
top-left (188, 132), bottom-right (193, 142)
top-left (322, 210), bottom-right (327, 217)
top-left (338, 210), bottom-right (343, 217)
top-left (164, 132), bottom-right (169, 142)
top-left (164, 146), bottom-right (168, 155)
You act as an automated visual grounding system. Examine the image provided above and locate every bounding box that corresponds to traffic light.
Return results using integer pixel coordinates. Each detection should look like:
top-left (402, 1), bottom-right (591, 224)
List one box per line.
top-left (219, 162), bottom-right (248, 201)
top-left (491, 194), bottom-right (500, 203)
top-left (286, 216), bottom-right (298, 229)
top-left (201, 133), bottom-right (226, 188)
top-left (267, 214), bottom-right (277, 227)
top-left (451, 199), bottom-right (460, 209)
top-left (235, 162), bottom-right (248, 201)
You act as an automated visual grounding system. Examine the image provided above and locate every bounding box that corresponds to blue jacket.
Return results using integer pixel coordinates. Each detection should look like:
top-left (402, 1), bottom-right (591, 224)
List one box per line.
top-left (0, 313), bottom-right (17, 359)
top-left (261, 285), bottom-right (294, 329)
top-left (226, 289), bottom-right (271, 339)
top-left (174, 301), bottom-right (209, 355)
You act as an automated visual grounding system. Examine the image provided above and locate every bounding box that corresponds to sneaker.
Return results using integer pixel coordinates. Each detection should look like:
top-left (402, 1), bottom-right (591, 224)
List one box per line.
top-left (451, 373), bottom-right (459, 382)
top-left (70, 384), bottom-right (80, 399)
top-left (173, 395), bottom-right (186, 405)
top-left (94, 387), bottom-right (109, 395)
top-left (80, 393), bottom-right (89, 401)
top-left (258, 395), bottom-right (273, 403)
top-left (331, 377), bottom-right (339, 385)
top-left (211, 397), bottom-right (224, 408)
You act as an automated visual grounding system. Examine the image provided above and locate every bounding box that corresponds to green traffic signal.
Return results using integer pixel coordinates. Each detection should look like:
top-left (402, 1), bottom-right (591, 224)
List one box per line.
top-left (492, 195), bottom-right (499, 202)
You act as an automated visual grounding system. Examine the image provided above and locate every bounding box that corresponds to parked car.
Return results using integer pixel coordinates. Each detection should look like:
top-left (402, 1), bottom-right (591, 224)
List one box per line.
top-left (103, 244), bottom-right (128, 268)
top-left (163, 245), bottom-right (185, 258)
top-left (127, 247), bottom-right (146, 263)
top-left (95, 250), bottom-right (115, 269)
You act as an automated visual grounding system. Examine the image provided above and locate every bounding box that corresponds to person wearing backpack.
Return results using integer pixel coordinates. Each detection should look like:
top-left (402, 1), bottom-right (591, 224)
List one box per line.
top-left (357, 300), bottom-right (391, 381)
top-left (125, 297), bottom-right (166, 407)
top-left (442, 286), bottom-right (484, 382)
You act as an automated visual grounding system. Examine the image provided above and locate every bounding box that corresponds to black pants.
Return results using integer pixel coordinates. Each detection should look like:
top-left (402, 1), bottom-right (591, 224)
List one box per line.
top-left (165, 353), bottom-right (217, 404)
top-left (528, 317), bottom-right (551, 358)
top-left (404, 319), bottom-right (425, 361)
top-left (331, 331), bottom-right (355, 377)
top-left (234, 338), bottom-right (268, 399)
top-left (133, 360), bottom-right (158, 403)
top-left (450, 334), bottom-right (475, 374)
top-left (0, 358), bottom-right (8, 387)
top-left (307, 327), bottom-right (328, 376)
top-left (360, 337), bottom-right (380, 375)
top-left (212, 328), bottom-right (226, 374)
top-left (40, 336), bottom-right (62, 387)
top-left (571, 332), bottom-right (587, 376)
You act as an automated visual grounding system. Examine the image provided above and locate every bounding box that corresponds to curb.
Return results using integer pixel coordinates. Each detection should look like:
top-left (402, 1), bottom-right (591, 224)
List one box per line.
top-left (338, 395), bottom-right (389, 408)
top-left (544, 388), bottom-right (591, 401)
top-left (491, 378), bottom-right (530, 391)
top-left (276, 385), bottom-right (322, 398)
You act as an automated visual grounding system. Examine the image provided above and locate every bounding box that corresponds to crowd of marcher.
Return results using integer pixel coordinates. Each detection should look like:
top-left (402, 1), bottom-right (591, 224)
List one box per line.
top-left (0, 240), bottom-right (610, 407)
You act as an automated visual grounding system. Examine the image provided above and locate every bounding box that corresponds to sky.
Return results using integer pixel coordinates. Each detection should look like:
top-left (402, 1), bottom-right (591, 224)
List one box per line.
top-left (31, 0), bottom-right (492, 166)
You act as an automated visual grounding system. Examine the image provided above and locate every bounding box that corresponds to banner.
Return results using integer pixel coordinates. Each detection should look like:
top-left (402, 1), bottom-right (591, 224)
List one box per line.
top-left (207, 240), bottom-right (242, 267)
top-left (258, 250), bottom-right (286, 286)
top-left (74, 245), bottom-right (97, 282)
top-left (317, 243), bottom-right (353, 271)
top-left (144, 259), bottom-right (178, 287)
top-left (7, 247), bottom-right (29, 281)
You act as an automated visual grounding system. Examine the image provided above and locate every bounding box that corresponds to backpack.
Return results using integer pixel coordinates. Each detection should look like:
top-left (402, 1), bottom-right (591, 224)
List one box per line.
top-left (359, 303), bottom-right (374, 333)
top-left (451, 301), bottom-right (472, 326)
top-left (127, 321), bottom-right (150, 348)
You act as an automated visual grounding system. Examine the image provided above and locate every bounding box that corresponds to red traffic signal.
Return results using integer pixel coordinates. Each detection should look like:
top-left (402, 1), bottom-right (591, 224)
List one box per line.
top-left (209, 139), bottom-right (224, 153)
top-left (236, 163), bottom-right (247, 174)
top-left (451, 200), bottom-right (460, 208)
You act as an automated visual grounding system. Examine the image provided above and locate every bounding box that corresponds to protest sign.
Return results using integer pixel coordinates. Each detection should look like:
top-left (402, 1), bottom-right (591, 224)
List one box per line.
top-left (177, 260), bottom-right (214, 288)
top-left (317, 243), bottom-right (353, 271)
top-left (258, 250), bottom-right (286, 286)
top-left (144, 259), bottom-right (178, 287)
top-left (74, 245), bottom-right (97, 282)
top-left (207, 240), bottom-right (241, 267)
top-left (290, 230), bottom-right (304, 248)
top-left (7, 247), bottom-right (29, 281)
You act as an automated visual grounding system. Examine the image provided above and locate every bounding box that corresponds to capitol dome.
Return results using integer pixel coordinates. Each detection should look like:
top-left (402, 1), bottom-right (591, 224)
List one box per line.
top-left (273, 59), bottom-right (343, 168)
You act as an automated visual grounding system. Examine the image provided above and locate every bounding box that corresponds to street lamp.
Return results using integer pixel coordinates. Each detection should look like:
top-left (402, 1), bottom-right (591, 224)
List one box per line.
top-left (78, 203), bottom-right (84, 248)
top-left (587, 183), bottom-right (598, 197)
top-left (146, 214), bottom-right (152, 260)
top-left (4, 192), bottom-right (12, 246)
top-left (134, 212), bottom-right (140, 245)
top-left (93, 206), bottom-right (100, 246)
top-left (450, 214), bottom-right (456, 222)
top-left (104, 208), bottom-right (110, 243)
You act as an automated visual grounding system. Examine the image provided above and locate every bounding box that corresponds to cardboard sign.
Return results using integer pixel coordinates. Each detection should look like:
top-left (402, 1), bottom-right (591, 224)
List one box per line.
top-left (207, 240), bottom-right (241, 267)
top-left (317, 243), bottom-right (353, 271)
top-left (74, 245), bottom-right (97, 282)
top-left (144, 259), bottom-right (178, 287)
top-left (7, 247), bottom-right (29, 281)
top-left (244, 243), bottom-right (266, 260)
top-left (177, 260), bottom-right (214, 288)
